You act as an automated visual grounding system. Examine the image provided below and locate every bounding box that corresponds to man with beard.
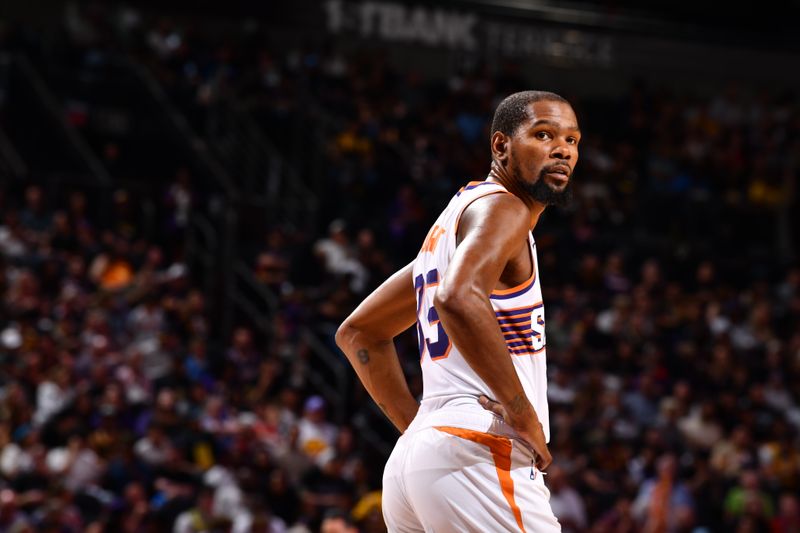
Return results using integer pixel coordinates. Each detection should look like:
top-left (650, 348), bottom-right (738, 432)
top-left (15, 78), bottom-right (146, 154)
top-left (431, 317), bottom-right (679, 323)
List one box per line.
top-left (337, 91), bottom-right (579, 531)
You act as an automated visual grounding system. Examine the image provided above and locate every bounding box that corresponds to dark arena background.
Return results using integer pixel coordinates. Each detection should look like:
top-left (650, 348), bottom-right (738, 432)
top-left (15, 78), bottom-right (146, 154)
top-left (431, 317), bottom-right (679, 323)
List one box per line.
top-left (1, 0), bottom-right (799, 531)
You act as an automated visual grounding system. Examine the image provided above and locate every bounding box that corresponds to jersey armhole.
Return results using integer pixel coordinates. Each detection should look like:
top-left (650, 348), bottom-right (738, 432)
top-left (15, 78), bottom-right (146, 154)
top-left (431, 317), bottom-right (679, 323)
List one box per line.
top-left (453, 189), bottom-right (510, 242)
top-left (489, 234), bottom-right (536, 298)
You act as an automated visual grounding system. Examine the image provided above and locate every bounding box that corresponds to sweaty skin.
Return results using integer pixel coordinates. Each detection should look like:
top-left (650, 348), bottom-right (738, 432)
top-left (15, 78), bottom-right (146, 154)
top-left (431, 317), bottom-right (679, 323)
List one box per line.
top-left (337, 99), bottom-right (580, 470)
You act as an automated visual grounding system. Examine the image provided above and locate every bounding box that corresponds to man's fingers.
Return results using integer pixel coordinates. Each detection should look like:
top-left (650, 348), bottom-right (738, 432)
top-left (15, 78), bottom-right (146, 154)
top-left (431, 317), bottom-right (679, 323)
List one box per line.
top-left (535, 452), bottom-right (552, 471)
top-left (479, 395), bottom-right (504, 417)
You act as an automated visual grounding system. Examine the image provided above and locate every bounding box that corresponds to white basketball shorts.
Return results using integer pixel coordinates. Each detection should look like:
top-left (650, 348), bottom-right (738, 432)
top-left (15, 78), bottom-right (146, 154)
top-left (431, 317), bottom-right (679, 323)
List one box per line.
top-left (382, 425), bottom-right (561, 532)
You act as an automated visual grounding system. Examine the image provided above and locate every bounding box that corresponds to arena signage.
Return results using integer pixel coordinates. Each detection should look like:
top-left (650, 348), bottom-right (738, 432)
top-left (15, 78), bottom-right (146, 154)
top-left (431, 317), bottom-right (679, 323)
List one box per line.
top-left (323, 0), bottom-right (614, 65)
top-left (324, 0), bottom-right (478, 49)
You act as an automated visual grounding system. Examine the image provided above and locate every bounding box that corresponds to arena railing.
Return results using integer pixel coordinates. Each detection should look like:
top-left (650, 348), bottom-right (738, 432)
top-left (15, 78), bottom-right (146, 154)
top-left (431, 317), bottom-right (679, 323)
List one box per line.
top-left (4, 54), bottom-right (112, 186)
top-left (0, 126), bottom-right (27, 179)
top-left (185, 203), bottom-right (352, 425)
top-left (127, 61), bottom-right (237, 199)
top-left (122, 51), bottom-right (382, 445)
top-left (231, 258), bottom-right (350, 424)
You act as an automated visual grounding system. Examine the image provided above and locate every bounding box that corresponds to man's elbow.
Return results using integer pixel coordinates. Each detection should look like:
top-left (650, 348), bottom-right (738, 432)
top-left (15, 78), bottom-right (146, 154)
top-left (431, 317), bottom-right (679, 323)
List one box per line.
top-left (433, 285), bottom-right (474, 319)
top-left (337, 315), bottom-right (393, 354)
top-left (335, 320), bottom-right (356, 351)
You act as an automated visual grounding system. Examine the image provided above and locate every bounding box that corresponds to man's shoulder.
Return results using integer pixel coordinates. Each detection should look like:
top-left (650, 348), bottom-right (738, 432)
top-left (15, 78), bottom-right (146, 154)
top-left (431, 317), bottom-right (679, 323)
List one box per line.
top-left (459, 190), bottom-right (529, 234)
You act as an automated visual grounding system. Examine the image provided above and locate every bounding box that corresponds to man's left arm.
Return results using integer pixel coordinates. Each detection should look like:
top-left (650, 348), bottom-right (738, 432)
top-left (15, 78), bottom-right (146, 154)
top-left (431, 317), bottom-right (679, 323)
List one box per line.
top-left (336, 262), bottom-right (419, 432)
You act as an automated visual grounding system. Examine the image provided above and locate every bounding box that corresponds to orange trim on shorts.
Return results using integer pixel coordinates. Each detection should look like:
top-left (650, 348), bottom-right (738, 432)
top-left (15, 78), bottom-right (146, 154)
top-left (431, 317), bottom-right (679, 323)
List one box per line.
top-left (434, 426), bottom-right (526, 532)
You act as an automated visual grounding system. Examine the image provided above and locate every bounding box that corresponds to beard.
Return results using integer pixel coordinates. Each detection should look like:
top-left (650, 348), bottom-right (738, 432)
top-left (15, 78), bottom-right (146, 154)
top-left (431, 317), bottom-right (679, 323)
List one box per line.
top-left (524, 177), bottom-right (573, 207)
top-left (512, 160), bottom-right (573, 207)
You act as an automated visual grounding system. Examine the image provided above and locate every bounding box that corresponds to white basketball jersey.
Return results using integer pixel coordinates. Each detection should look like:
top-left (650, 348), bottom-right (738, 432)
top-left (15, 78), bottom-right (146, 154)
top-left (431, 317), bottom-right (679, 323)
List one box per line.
top-left (409, 180), bottom-right (550, 442)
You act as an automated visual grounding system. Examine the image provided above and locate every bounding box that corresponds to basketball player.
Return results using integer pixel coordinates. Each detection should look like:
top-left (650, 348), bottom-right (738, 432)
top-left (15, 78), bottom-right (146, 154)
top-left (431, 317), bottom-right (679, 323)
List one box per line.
top-left (336, 91), bottom-right (580, 531)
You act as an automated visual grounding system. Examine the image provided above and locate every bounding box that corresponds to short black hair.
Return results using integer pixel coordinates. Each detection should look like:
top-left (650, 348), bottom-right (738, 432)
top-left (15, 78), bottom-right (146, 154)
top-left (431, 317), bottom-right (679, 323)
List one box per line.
top-left (490, 91), bottom-right (569, 139)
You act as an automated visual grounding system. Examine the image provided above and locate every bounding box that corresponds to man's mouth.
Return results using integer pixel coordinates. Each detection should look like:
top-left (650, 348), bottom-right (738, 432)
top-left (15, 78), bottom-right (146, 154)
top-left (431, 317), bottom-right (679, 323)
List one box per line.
top-left (542, 164), bottom-right (570, 186)
top-left (544, 164), bottom-right (571, 178)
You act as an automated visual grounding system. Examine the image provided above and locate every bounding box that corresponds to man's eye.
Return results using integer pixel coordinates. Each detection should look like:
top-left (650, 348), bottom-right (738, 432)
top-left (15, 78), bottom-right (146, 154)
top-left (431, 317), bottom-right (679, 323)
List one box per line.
top-left (536, 131), bottom-right (552, 140)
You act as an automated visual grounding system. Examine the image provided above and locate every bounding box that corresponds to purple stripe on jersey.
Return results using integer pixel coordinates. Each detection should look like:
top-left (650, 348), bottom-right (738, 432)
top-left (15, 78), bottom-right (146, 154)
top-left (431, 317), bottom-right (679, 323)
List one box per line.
top-left (497, 316), bottom-right (533, 326)
top-left (500, 320), bottom-right (533, 333)
top-left (495, 306), bottom-right (535, 317)
top-left (498, 321), bottom-right (531, 330)
top-left (466, 182), bottom-right (493, 190)
top-left (426, 269), bottom-right (439, 285)
top-left (505, 340), bottom-right (529, 348)
top-left (496, 308), bottom-right (537, 318)
top-left (506, 339), bottom-right (532, 349)
top-left (502, 325), bottom-right (532, 334)
top-left (495, 302), bottom-right (542, 316)
top-left (509, 346), bottom-right (546, 355)
top-left (455, 182), bottom-right (496, 196)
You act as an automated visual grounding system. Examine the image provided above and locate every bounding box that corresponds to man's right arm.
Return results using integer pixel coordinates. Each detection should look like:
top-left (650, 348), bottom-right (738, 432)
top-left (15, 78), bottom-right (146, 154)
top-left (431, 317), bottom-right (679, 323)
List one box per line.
top-left (433, 193), bottom-right (552, 469)
top-left (336, 262), bottom-right (419, 433)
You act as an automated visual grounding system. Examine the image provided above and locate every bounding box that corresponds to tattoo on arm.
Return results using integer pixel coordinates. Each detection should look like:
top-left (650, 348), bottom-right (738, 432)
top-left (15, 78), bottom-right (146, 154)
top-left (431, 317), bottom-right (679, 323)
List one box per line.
top-left (357, 348), bottom-right (370, 364)
top-left (509, 393), bottom-right (528, 416)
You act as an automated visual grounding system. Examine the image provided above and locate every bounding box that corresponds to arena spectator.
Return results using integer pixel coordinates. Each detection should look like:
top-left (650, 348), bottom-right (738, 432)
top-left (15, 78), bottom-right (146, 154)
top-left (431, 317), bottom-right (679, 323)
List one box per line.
top-left (172, 485), bottom-right (217, 533)
top-left (297, 395), bottom-right (338, 468)
top-left (547, 465), bottom-right (588, 533)
top-left (320, 508), bottom-right (358, 533)
top-left (724, 469), bottom-right (775, 525)
top-left (313, 220), bottom-right (368, 294)
top-left (772, 494), bottom-right (800, 533)
top-left (632, 453), bottom-right (695, 532)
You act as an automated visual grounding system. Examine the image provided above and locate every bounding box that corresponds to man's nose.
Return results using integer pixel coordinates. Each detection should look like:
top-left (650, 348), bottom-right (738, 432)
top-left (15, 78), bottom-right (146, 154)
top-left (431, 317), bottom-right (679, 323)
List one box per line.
top-left (550, 145), bottom-right (571, 159)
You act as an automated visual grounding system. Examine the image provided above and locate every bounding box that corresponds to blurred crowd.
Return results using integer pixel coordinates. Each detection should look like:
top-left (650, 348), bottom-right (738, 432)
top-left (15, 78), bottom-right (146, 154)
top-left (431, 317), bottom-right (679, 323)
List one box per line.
top-left (1, 2), bottom-right (800, 532)
top-left (0, 182), bottom-right (385, 532)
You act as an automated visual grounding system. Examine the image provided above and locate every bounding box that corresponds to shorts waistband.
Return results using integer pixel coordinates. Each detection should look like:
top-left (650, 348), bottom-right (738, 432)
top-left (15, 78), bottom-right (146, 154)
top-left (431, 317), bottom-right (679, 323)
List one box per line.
top-left (406, 406), bottom-right (519, 439)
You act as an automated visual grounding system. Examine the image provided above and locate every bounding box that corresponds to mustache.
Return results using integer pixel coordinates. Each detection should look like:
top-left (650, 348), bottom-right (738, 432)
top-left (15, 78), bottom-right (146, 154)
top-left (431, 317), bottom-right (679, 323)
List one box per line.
top-left (541, 163), bottom-right (571, 177)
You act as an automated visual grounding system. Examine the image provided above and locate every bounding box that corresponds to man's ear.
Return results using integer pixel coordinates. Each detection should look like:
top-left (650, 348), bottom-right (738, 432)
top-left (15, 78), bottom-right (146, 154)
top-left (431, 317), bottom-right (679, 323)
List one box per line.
top-left (490, 131), bottom-right (509, 165)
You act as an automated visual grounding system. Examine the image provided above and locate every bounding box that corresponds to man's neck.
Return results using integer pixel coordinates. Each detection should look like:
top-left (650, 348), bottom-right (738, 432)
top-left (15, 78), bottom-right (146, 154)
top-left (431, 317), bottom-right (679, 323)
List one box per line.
top-left (487, 163), bottom-right (546, 230)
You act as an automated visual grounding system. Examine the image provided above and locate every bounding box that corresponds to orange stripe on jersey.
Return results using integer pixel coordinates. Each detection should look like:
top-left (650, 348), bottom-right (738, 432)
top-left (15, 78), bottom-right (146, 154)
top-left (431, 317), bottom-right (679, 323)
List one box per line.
top-left (491, 237), bottom-right (536, 301)
top-left (434, 426), bottom-right (526, 532)
top-left (456, 181), bottom-right (489, 195)
top-left (506, 340), bottom-right (532, 349)
top-left (495, 302), bottom-right (543, 315)
top-left (504, 328), bottom-right (533, 336)
top-left (491, 272), bottom-right (535, 296)
top-left (502, 322), bottom-right (533, 329)
top-left (502, 324), bottom-right (532, 332)
top-left (495, 309), bottom-right (533, 320)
